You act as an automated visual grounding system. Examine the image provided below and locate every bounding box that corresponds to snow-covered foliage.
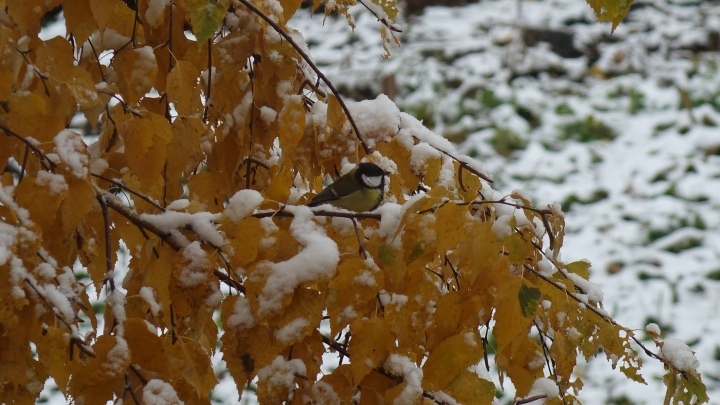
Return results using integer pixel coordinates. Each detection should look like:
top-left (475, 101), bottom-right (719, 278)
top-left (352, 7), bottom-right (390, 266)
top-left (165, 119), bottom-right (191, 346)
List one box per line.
top-left (288, 1), bottom-right (720, 404)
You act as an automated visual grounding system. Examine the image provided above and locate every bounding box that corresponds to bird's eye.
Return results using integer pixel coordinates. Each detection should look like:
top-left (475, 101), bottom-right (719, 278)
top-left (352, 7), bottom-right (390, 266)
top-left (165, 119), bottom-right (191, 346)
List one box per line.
top-left (361, 174), bottom-right (383, 188)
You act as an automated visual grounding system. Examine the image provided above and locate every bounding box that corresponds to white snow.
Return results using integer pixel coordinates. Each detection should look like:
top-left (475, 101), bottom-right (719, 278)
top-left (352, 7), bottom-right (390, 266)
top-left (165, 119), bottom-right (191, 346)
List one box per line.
top-left (384, 354), bottom-right (423, 405)
top-left (139, 210), bottom-right (225, 247)
top-left (256, 356), bottom-right (307, 400)
top-left (225, 190), bottom-right (263, 222)
top-left (35, 171), bottom-right (68, 195)
top-left (145, 0), bottom-right (170, 29)
top-left (139, 286), bottom-right (162, 317)
top-left (54, 129), bottom-right (89, 178)
top-left (256, 206), bottom-right (339, 316)
top-left (143, 379), bottom-right (184, 405)
top-left (275, 318), bottom-right (309, 344)
top-left (179, 241), bottom-right (210, 287)
top-left (225, 295), bottom-right (254, 331)
top-left (524, 378), bottom-right (560, 403)
top-left (660, 338), bottom-right (700, 373)
top-left (103, 336), bottom-right (129, 376)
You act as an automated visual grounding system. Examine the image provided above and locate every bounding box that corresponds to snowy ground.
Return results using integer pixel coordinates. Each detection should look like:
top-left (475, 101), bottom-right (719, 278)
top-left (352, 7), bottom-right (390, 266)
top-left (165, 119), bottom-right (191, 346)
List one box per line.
top-left (289, 0), bottom-right (720, 403)
top-left (37, 0), bottom-right (720, 403)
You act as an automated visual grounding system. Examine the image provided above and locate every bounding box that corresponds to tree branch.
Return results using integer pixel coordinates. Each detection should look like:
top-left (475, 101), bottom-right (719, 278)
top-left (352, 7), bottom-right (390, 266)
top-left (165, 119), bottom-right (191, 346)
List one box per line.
top-left (235, 0), bottom-right (372, 156)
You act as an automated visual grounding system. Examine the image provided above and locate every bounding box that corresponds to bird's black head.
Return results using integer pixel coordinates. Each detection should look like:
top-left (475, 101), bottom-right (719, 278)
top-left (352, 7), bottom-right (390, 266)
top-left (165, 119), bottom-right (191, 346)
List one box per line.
top-left (355, 162), bottom-right (386, 189)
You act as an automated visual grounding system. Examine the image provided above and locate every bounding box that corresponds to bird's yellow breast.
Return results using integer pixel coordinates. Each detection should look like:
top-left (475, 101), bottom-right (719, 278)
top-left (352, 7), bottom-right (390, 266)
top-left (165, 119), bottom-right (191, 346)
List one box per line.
top-left (329, 188), bottom-right (383, 212)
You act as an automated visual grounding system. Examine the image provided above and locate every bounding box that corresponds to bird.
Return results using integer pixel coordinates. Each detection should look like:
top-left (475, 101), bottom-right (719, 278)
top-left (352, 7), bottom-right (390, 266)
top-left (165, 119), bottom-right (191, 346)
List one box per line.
top-left (308, 162), bottom-right (388, 212)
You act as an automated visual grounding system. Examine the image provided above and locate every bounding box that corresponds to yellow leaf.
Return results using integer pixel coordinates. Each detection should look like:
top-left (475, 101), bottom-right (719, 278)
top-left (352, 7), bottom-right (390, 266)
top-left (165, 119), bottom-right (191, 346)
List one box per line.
top-left (264, 164), bottom-right (294, 204)
top-left (61, 177), bottom-right (94, 235)
top-left (444, 369), bottom-right (496, 405)
top-left (90, 0), bottom-right (119, 31)
top-left (316, 364), bottom-right (355, 401)
top-left (120, 113), bottom-right (171, 194)
top-left (166, 117), bottom-right (206, 200)
top-left (15, 174), bottom-right (66, 233)
top-left (166, 61), bottom-right (202, 116)
top-left (428, 293), bottom-right (486, 351)
top-left (124, 318), bottom-right (168, 373)
top-left (492, 276), bottom-right (543, 396)
top-left (566, 260), bottom-right (591, 279)
top-left (68, 335), bottom-right (128, 402)
top-left (280, 0), bottom-right (303, 22)
top-left (357, 370), bottom-right (397, 404)
top-left (167, 338), bottom-right (218, 401)
top-left (221, 322), bottom-right (285, 389)
top-left (585, 0), bottom-right (634, 32)
top-left (226, 217), bottom-right (261, 268)
top-left (0, 335), bottom-right (48, 404)
top-left (113, 46), bottom-right (158, 104)
top-left (371, 0), bottom-right (399, 20)
top-left (105, 1), bottom-right (144, 48)
top-left (318, 94), bottom-right (351, 165)
top-left (141, 245), bottom-right (174, 326)
top-left (327, 258), bottom-right (384, 334)
top-left (549, 331), bottom-right (577, 386)
top-left (0, 133), bottom-right (15, 176)
top-left (377, 243), bottom-right (406, 292)
top-left (433, 203), bottom-right (471, 252)
top-left (456, 161), bottom-right (482, 201)
top-left (271, 287), bottom-right (324, 348)
top-left (64, 0), bottom-right (96, 45)
top-left (0, 64), bottom-right (13, 100)
top-left (349, 317), bottom-right (393, 385)
top-left (6, 0), bottom-right (59, 36)
top-left (188, 171), bottom-right (231, 211)
top-left (7, 91), bottom-right (63, 144)
top-left (278, 94), bottom-right (306, 153)
top-left (285, 330), bottom-right (326, 386)
top-left (170, 243), bottom-right (219, 319)
top-left (35, 326), bottom-right (71, 393)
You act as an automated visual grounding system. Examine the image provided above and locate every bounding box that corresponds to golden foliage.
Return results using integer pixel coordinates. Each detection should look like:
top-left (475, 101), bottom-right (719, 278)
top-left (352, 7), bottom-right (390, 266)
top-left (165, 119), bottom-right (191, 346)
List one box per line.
top-left (0, 1), bottom-right (707, 404)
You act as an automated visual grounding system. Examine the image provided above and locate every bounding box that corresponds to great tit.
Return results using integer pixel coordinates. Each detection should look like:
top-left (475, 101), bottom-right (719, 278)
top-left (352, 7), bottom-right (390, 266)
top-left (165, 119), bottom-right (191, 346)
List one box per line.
top-left (308, 162), bottom-right (388, 212)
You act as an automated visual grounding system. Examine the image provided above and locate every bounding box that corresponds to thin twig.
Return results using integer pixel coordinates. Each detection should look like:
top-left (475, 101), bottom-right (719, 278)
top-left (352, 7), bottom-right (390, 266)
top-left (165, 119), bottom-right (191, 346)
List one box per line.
top-left (0, 125), bottom-right (56, 171)
top-left (96, 194), bottom-right (116, 292)
top-left (253, 208), bottom-right (381, 221)
top-left (513, 395), bottom-right (548, 405)
top-left (124, 373), bottom-right (141, 404)
top-left (92, 173), bottom-right (165, 211)
top-left (522, 263), bottom-right (672, 371)
top-left (17, 48), bottom-right (50, 96)
top-left (357, 0), bottom-right (402, 32)
top-left (351, 218), bottom-right (368, 258)
top-left (444, 254), bottom-right (460, 291)
top-left (88, 39), bottom-right (107, 82)
top-left (97, 90), bottom-right (143, 117)
top-left (236, 0), bottom-right (372, 155)
top-left (321, 333), bottom-right (447, 404)
top-left (98, 190), bottom-right (245, 292)
top-left (24, 279), bottom-right (96, 358)
top-left (412, 136), bottom-right (493, 183)
top-left (101, 190), bottom-right (184, 251)
top-left (129, 364), bottom-right (148, 385)
top-left (203, 37), bottom-right (212, 122)
top-left (19, 145), bottom-right (29, 182)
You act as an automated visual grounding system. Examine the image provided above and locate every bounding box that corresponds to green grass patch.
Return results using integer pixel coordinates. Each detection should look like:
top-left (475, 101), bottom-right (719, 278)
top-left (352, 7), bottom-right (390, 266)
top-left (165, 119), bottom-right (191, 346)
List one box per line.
top-left (490, 128), bottom-right (527, 157)
top-left (560, 116), bottom-right (617, 142)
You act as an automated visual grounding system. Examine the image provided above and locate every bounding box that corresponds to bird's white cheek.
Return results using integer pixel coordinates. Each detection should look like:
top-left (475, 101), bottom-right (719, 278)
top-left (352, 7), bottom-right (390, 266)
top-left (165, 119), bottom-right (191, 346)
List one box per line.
top-left (362, 174), bottom-right (383, 188)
